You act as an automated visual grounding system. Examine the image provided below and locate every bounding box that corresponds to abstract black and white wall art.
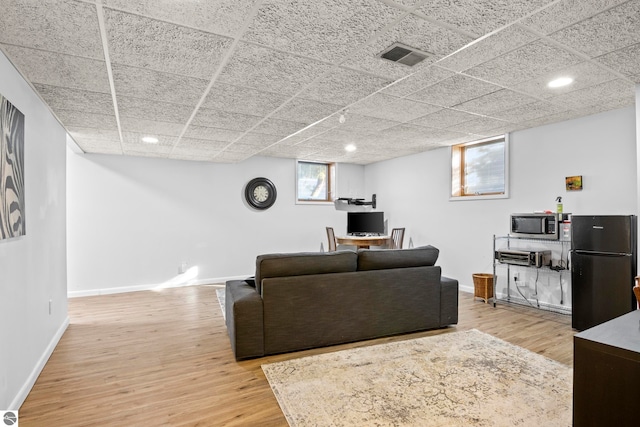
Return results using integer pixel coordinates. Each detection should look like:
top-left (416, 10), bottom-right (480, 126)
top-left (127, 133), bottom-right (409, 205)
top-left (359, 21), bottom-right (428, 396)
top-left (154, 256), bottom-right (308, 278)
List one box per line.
top-left (0, 93), bottom-right (25, 240)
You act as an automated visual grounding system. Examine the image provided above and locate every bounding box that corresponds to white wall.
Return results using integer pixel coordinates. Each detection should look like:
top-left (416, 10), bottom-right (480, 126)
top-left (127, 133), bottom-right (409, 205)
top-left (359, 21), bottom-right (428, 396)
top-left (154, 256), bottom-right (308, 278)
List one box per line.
top-left (365, 106), bottom-right (637, 310)
top-left (67, 153), bottom-right (365, 295)
top-left (0, 51), bottom-right (68, 409)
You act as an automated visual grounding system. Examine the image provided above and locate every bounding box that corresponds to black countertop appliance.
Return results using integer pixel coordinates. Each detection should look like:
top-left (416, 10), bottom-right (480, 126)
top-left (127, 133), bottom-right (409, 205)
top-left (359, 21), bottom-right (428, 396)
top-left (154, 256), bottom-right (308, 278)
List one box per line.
top-left (571, 215), bottom-right (637, 331)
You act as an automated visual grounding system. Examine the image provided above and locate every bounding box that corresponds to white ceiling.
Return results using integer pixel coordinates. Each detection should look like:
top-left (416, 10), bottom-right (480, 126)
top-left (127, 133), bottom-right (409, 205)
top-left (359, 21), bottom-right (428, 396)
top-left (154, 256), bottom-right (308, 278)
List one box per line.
top-left (0, 0), bottom-right (638, 164)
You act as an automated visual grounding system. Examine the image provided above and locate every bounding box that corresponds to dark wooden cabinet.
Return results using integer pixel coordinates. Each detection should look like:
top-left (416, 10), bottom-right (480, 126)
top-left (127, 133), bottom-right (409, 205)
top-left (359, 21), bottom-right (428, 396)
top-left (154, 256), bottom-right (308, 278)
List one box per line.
top-left (573, 310), bottom-right (640, 426)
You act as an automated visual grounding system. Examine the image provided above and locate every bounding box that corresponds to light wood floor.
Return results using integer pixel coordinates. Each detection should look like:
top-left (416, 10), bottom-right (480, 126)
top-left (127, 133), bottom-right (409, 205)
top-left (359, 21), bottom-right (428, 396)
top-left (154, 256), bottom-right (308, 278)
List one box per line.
top-left (19, 285), bottom-right (575, 426)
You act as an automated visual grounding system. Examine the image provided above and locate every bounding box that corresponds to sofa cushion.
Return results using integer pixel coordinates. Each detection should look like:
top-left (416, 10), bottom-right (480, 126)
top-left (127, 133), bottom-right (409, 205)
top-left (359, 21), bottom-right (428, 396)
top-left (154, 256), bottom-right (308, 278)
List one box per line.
top-left (255, 250), bottom-right (357, 294)
top-left (357, 245), bottom-right (439, 271)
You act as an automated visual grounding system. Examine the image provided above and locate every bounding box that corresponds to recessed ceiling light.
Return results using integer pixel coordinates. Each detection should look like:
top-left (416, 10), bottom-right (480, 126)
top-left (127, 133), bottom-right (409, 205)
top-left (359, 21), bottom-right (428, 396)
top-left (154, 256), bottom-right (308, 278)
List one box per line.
top-left (345, 144), bottom-right (356, 152)
top-left (548, 77), bottom-right (574, 88)
top-left (141, 136), bottom-right (159, 144)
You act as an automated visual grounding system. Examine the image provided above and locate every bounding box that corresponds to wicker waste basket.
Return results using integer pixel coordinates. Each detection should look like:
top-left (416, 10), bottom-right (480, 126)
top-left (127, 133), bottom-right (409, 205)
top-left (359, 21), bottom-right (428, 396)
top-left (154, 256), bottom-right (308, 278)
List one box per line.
top-left (472, 273), bottom-right (494, 303)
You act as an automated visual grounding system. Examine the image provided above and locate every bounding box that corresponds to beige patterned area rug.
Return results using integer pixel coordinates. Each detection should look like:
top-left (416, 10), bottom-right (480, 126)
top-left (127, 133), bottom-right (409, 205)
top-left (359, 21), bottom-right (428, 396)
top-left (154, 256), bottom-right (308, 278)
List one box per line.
top-left (262, 329), bottom-right (572, 427)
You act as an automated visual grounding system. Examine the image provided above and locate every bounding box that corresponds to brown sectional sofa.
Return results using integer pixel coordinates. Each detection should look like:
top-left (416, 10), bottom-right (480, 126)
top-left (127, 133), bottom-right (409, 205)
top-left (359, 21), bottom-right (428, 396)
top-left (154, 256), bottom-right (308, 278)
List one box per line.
top-left (225, 246), bottom-right (458, 360)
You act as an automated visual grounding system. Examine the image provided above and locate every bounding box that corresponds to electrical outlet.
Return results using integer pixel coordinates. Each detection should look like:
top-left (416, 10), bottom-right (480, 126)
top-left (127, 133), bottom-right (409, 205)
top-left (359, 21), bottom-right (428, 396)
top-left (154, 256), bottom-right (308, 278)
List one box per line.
top-left (49, 299), bottom-right (52, 315)
top-left (514, 273), bottom-right (520, 281)
top-left (178, 261), bottom-right (187, 274)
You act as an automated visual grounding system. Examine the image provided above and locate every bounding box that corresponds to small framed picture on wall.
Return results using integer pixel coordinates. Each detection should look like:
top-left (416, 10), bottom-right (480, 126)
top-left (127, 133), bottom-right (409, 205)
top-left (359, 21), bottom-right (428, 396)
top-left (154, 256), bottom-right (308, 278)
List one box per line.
top-left (566, 175), bottom-right (583, 191)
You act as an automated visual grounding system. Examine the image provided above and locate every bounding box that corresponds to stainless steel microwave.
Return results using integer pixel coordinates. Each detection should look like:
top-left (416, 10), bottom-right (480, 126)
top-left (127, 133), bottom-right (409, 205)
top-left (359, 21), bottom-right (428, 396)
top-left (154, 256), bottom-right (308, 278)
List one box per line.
top-left (510, 213), bottom-right (559, 239)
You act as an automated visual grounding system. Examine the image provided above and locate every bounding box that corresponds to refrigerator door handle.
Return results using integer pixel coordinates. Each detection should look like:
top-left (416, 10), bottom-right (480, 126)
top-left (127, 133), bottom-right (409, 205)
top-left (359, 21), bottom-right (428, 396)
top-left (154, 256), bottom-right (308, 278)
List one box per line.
top-left (571, 250), bottom-right (632, 257)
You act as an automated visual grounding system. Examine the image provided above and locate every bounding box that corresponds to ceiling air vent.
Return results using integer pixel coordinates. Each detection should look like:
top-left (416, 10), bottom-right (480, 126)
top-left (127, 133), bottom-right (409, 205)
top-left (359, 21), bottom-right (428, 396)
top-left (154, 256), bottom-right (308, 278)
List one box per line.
top-left (378, 42), bottom-right (432, 66)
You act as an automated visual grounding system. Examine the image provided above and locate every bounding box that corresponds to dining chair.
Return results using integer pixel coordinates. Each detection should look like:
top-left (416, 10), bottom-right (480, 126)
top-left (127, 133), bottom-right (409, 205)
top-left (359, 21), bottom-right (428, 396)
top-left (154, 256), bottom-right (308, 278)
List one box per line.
top-left (389, 228), bottom-right (405, 249)
top-left (326, 227), bottom-right (337, 252)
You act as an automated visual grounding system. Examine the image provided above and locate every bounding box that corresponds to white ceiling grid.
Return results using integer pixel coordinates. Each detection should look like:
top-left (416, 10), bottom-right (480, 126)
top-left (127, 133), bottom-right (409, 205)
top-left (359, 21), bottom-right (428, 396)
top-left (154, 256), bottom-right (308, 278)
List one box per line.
top-left (0, 0), bottom-right (637, 164)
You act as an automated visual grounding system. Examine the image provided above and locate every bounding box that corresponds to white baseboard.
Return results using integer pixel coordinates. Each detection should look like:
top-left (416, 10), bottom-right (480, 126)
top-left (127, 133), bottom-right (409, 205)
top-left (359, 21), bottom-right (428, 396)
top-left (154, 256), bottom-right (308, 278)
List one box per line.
top-left (462, 284), bottom-right (571, 313)
top-left (67, 275), bottom-right (249, 298)
top-left (13, 316), bottom-right (70, 409)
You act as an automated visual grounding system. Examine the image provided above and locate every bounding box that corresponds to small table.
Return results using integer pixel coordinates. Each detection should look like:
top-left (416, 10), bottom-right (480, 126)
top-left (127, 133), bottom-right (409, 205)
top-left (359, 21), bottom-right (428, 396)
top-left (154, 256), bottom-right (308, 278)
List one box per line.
top-left (573, 310), bottom-right (640, 426)
top-left (336, 235), bottom-right (390, 249)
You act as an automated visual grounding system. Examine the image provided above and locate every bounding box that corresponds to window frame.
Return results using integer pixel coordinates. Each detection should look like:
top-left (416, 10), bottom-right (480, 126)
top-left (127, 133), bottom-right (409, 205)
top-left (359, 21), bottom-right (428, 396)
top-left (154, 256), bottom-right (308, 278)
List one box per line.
top-left (295, 160), bottom-right (336, 205)
top-left (450, 134), bottom-right (509, 201)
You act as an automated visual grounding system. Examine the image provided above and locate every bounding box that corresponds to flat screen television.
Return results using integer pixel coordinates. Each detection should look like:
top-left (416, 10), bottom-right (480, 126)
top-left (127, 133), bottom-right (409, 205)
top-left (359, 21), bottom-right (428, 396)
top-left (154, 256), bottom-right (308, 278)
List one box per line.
top-left (347, 212), bottom-right (385, 235)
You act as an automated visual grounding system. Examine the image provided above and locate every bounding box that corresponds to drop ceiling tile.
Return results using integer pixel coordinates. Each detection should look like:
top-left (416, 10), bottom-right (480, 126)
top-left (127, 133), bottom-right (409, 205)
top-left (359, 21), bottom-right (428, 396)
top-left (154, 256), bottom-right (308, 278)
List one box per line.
top-left (260, 145), bottom-right (320, 159)
top-left (509, 61), bottom-right (620, 99)
top-left (122, 143), bottom-right (172, 155)
top-left (490, 100), bottom-right (569, 122)
top-left (270, 98), bottom-right (340, 124)
top-left (295, 137), bottom-right (345, 150)
top-left (380, 65), bottom-right (454, 97)
top-left (379, 14), bottom-right (474, 57)
top-left (407, 74), bottom-right (501, 107)
top-left (409, 108), bottom-right (480, 128)
top-left (121, 132), bottom-right (176, 147)
top-left (413, 127), bottom-right (471, 143)
top-left (446, 116), bottom-right (512, 136)
top-left (170, 146), bottom-right (222, 162)
top-left (68, 127), bottom-right (120, 143)
top-left (117, 96), bottom-right (194, 123)
top-left (454, 89), bottom-right (539, 116)
top-left (342, 13), bottom-right (473, 79)
top-left (219, 43), bottom-right (333, 96)
top-left (191, 108), bottom-right (262, 132)
top-left (566, 96), bottom-right (635, 116)
top-left (175, 137), bottom-right (229, 151)
top-left (103, 0), bottom-right (259, 37)
top-left (333, 113), bottom-right (401, 132)
top-left (120, 117), bottom-right (184, 136)
top-left (416, 0), bottom-right (554, 37)
top-left (243, 0), bottom-right (404, 62)
top-left (73, 139), bottom-right (123, 155)
top-left (299, 67), bottom-right (393, 106)
top-left (219, 142), bottom-right (263, 154)
top-left (317, 128), bottom-right (371, 144)
top-left (33, 84), bottom-right (114, 116)
top-left (464, 39), bottom-right (585, 87)
top-left (378, 123), bottom-right (433, 143)
top-left (387, 0), bottom-right (424, 7)
top-left (212, 150), bottom-right (253, 163)
top-left (0, 0), bottom-right (103, 58)
top-left (521, 0), bottom-right (628, 35)
top-left (277, 124), bottom-right (333, 146)
top-left (234, 132), bottom-right (282, 147)
top-left (547, 78), bottom-right (635, 110)
top-left (183, 125), bottom-right (244, 142)
top-left (171, 143), bottom-right (224, 161)
top-left (436, 24), bottom-right (538, 72)
top-left (340, 50), bottom-right (421, 81)
top-left (1, 45), bottom-right (110, 93)
top-left (202, 83), bottom-right (289, 117)
top-left (123, 149), bottom-right (170, 159)
top-left (596, 42), bottom-right (640, 83)
top-left (349, 93), bottom-right (441, 122)
top-left (111, 64), bottom-right (209, 106)
top-left (55, 109), bottom-right (118, 129)
top-left (251, 118), bottom-right (307, 137)
top-left (103, 8), bottom-right (233, 79)
top-left (549, 1), bottom-right (640, 57)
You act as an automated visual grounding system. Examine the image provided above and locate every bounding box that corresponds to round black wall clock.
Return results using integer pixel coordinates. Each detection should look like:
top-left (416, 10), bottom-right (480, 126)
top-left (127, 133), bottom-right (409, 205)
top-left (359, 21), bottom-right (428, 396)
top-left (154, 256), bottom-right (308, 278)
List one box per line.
top-left (244, 177), bottom-right (277, 210)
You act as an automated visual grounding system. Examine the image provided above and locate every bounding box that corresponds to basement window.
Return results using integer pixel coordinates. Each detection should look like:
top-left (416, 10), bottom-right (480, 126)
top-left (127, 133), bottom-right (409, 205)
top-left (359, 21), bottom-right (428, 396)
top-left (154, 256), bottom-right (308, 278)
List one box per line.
top-left (296, 160), bottom-right (335, 204)
top-left (450, 135), bottom-right (509, 200)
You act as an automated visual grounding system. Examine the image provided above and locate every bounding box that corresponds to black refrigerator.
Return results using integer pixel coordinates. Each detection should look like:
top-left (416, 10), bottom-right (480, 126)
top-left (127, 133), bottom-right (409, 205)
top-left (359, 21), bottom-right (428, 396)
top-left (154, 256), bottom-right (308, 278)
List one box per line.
top-left (571, 215), bottom-right (637, 331)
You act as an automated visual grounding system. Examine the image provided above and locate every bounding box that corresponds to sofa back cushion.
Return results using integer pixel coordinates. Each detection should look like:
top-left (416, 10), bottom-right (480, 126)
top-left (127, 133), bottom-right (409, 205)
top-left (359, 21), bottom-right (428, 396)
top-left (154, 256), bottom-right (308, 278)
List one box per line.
top-left (357, 245), bottom-right (439, 271)
top-left (255, 251), bottom-right (357, 294)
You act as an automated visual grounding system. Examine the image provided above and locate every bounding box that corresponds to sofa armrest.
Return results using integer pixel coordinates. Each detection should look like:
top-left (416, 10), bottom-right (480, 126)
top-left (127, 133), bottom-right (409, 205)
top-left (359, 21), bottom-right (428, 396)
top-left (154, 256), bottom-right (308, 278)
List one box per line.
top-left (225, 280), bottom-right (264, 360)
top-left (440, 276), bottom-right (459, 326)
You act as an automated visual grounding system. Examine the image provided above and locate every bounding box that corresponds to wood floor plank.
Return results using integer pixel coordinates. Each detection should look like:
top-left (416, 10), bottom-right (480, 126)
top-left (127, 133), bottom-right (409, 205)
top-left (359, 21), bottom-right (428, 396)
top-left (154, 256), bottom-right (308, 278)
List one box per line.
top-left (18, 285), bottom-right (575, 426)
